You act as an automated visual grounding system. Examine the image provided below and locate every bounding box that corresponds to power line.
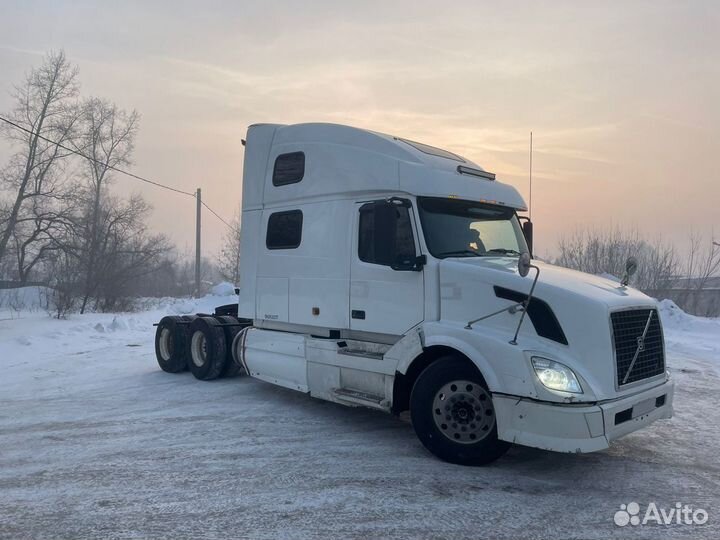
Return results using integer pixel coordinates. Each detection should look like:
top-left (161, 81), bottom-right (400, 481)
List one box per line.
top-left (0, 115), bottom-right (195, 197)
top-left (201, 200), bottom-right (237, 232)
top-left (0, 114), bottom-right (236, 231)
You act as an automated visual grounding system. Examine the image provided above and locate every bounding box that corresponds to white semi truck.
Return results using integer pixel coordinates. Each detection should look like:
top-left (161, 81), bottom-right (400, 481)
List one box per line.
top-left (154, 122), bottom-right (674, 465)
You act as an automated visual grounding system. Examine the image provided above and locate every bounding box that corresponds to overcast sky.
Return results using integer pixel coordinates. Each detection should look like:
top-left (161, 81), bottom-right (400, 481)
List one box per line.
top-left (0, 0), bottom-right (718, 258)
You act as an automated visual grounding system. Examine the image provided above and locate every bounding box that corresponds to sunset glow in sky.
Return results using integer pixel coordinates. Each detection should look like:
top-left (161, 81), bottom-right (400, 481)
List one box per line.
top-left (1, 0), bottom-right (717, 257)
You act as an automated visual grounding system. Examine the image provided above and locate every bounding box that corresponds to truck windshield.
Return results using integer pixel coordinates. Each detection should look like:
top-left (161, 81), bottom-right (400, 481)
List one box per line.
top-left (417, 197), bottom-right (529, 259)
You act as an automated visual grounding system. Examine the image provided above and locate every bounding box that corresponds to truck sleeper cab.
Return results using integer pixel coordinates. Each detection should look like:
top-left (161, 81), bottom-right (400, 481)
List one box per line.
top-left (154, 122), bottom-right (674, 465)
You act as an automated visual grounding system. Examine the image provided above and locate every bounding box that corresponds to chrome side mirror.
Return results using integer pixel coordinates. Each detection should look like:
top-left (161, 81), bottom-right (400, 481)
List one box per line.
top-left (518, 252), bottom-right (532, 278)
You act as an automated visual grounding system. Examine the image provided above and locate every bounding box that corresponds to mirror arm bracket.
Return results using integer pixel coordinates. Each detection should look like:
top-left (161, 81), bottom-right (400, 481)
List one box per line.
top-left (509, 264), bottom-right (541, 345)
top-left (465, 302), bottom-right (525, 329)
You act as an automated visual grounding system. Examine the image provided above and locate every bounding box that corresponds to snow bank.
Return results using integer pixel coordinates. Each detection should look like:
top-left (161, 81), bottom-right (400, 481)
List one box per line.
top-left (211, 282), bottom-right (236, 296)
top-left (658, 298), bottom-right (719, 333)
top-left (2, 282), bottom-right (238, 321)
top-left (0, 286), bottom-right (52, 315)
top-left (658, 298), bottom-right (720, 374)
top-left (0, 286), bottom-right (241, 365)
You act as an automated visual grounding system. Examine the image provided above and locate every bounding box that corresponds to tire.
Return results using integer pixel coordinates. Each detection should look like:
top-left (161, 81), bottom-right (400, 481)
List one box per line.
top-left (216, 316), bottom-right (244, 377)
top-left (410, 356), bottom-right (510, 465)
top-left (154, 316), bottom-right (190, 373)
top-left (187, 316), bottom-right (227, 380)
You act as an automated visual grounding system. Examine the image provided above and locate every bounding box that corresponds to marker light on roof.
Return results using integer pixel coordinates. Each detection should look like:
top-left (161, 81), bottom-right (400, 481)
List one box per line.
top-left (457, 165), bottom-right (496, 181)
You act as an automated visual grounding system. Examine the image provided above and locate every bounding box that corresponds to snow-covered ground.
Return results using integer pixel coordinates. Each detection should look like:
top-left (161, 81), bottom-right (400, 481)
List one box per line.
top-left (1, 289), bottom-right (718, 539)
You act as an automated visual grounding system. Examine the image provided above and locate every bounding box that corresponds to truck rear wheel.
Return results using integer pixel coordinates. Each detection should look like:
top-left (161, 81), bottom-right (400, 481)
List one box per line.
top-left (187, 316), bottom-right (227, 380)
top-left (410, 356), bottom-right (510, 465)
top-left (154, 316), bottom-right (190, 373)
top-left (216, 315), bottom-right (244, 377)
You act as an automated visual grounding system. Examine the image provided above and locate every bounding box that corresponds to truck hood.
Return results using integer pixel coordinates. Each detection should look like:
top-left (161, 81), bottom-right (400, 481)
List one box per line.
top-left (440, 257), bottom-right (655, 312)
top-left (438, 257), bottom-right (660, 399)
top-left (440, 257), bottom-right (651, 310)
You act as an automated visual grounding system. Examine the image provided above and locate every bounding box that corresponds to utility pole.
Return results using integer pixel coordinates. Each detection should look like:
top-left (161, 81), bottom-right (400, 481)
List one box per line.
top-left (195, 188), bottom-right (202, 297)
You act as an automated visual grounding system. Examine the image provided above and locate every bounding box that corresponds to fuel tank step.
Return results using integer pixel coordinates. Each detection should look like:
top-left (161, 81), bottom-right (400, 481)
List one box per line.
top-left (332, 388), bottom-right (388, 410)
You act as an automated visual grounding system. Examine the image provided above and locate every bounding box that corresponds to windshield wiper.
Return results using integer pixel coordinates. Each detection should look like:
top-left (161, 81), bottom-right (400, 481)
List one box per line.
top-left (484, 248), bottom-right (521, 256)
top-left (436, 249), bottom-right (482, 258)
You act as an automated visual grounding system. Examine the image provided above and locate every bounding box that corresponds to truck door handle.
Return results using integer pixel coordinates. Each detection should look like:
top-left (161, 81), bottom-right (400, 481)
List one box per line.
top-left (351, 310), bottom-right (366, 320)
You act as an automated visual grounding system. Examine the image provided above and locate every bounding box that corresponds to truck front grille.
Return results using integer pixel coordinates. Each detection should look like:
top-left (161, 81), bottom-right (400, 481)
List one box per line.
top-left (611, 308), bottom-right (665, 387)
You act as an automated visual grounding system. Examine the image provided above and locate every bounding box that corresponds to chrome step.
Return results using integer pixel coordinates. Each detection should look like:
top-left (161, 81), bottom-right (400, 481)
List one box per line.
top-left (337, 348), bottom-right (384, 360)
top-left (333, 388), bottom-right (388, 410)
top-left (336, 339), bottom-right (390, 361)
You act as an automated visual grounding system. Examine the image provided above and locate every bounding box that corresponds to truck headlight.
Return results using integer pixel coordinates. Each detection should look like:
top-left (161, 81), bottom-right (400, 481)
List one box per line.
top-left (531, 357), bottom-right (583, 394)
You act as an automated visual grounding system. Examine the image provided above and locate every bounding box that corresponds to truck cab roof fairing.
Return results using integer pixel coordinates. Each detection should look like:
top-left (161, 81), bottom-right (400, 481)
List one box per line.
top-left (242, 122), bottom-right (527, 211)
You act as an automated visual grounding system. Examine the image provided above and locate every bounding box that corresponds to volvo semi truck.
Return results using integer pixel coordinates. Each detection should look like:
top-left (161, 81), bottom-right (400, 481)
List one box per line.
top-left (153, 122), bottom-right (674, 465)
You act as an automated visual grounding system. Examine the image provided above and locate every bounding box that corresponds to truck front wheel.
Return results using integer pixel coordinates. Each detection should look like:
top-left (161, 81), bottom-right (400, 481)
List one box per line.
top-left (410, 356), bottom-right (510, 465)
top-left (187, 317), bottom-right (227, 380)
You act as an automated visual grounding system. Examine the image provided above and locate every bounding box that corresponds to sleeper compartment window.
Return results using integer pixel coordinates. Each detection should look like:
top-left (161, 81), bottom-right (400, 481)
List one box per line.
top-left (267, 210), bottom-right (303, 249)
top-left (272, 152), bottom-right (305, 186)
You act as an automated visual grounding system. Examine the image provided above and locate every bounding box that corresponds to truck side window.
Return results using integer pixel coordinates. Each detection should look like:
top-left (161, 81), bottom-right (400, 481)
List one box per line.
top-left (358, 202), bottom-right (416, 266)
top-left (272, 152), bottom-right (305, 186)
top-left (267, 210), bottom-right (303, 249)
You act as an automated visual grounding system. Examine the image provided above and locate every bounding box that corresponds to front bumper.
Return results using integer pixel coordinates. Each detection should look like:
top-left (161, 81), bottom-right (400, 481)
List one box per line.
top-left (493, 379), bottom-right (674, 453)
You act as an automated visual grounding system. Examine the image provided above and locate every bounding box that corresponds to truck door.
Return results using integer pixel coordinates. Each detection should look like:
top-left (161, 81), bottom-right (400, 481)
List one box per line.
top-left (349, 198), bottom-right (424, 336)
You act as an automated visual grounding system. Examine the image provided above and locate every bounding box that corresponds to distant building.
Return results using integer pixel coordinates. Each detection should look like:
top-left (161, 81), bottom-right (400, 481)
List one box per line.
top-left (648, 276), bottom-right (720, 317)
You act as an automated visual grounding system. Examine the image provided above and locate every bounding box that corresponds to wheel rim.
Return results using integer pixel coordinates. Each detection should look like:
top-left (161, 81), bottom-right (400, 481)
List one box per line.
top-left (190, 331), bottom-right (208, 367)
top-left (432, 380), bottom-right (496, 444)
top-left (158, 328), bottom-right (173, 361)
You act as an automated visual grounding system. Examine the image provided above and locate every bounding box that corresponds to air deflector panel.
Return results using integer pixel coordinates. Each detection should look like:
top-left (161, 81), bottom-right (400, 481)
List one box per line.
top-left (493, 286), bottom-right (568, 345)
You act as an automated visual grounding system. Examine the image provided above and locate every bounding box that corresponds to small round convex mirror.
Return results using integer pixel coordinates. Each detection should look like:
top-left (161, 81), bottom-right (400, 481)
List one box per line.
top-left (625, 256), bottom-right (638, 277)
top-left (518, 252), bottom-right (532, 278)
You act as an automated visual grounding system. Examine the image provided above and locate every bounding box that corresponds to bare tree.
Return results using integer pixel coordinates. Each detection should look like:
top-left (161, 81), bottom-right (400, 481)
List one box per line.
top-left (10, 183), bottom-right (79, 283)
top-left (556, 227), bottom-right (720, 315)
top-left (556, 228), bottom-right (678, 292)
top-left (44, 249), bottom-right (82, 319)
top-left (174, 252), bottom-right (217, 296)
top-left (75, 97), bottom-right (139, 313)
top-left (90, 194), bottom-right (171, 311)
top-left (216, 207), bottom-right (241, 284)
top-left (128, 253), bottom-right (183, 298)
top-left (0, 50), bottom-right (80, 268)
top-left (678, 231), bottom-right (720, 315)
top-left (0, 51), bottom-right (180, 311)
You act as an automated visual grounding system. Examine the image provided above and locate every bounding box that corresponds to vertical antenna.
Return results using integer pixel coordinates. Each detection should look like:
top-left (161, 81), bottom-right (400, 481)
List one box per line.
top-left (529, 131), bottom-right (533, 220)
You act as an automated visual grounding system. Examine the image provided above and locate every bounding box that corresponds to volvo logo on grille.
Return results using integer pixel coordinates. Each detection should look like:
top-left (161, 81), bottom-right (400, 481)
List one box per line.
top-left (623, 311), bottom-right (654, 384)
